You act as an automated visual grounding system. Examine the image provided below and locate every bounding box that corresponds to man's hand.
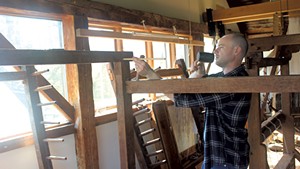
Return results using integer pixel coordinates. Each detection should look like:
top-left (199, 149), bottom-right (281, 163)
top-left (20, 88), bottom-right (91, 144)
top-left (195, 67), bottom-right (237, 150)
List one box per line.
top-left (132, 57), bottom-right (161, 80)
top-left (189, 60), bottom-right (206, 78)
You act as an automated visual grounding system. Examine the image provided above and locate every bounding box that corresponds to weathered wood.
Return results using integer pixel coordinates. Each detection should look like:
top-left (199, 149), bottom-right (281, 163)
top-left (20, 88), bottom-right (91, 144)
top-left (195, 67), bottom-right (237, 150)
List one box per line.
top-left (212, 0), bottom-right (300, 24)
top-left (76, 29), bottom-right (204, 46)
top-left (261, 113), bottom-right (285, 142)
top-left (114, 60), bottom-right (135, 169)
top-left (24, 66), bottom-right (53, 169)
top-left (126, 75), bottom-right (300, 94)
top-left (0, 71), bottom-right (26, 81)
top-left (66, 16), bottom-right (99, 169)
top-left (247, 64), bottom-right (268, 169)
top-left (248, 34), bottom-right (300, 52)
top-left (281, 63), bottom-right (295, 169)
top-left (0, 0), bottom-right (206, 34)
top-left (0, 49), bottom-right (133, 66)
top-left (274, 154), bottom-right (294, 169)
top-left (152, 100), bottom-right (182, 168)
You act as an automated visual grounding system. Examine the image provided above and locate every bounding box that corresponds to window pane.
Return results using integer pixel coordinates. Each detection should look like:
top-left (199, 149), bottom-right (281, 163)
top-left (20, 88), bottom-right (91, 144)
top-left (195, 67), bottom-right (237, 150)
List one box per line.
top-left (88, 28), bottom-right (117, 111)
top-left (176, 44), bottom-right (190, 67)
top-left (0, 81), bottom-right (31, 139)
top-left (152, 42), bottom-right (169, 69)
top-left (0, 15), bottom-right (66, 139)
top-left (123, 39), bottom-right (146, 69)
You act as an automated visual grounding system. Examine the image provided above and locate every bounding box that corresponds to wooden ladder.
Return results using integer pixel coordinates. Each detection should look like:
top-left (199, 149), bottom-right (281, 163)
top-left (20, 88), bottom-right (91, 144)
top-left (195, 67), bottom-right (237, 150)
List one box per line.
top-left (24, 66), bottom-right (66, 169)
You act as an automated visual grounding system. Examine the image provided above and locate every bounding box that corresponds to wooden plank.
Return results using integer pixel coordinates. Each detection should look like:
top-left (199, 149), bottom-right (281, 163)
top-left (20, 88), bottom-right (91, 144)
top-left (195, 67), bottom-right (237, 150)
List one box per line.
top-left (281, 63), bottom-right (295, 169)
top-left (247, 65), bottom-right (268, 169)
top-left (212, 0), bottom-right (300, 24)
top-left (126, 75), bottom-right (300, 94)
top-left (24, 66), bottom-right (53, 169)
top-left (66, 16), bottom-right (99, 169)
top-left (248, 34), bottom-right (300, 52)
top-left (0, 71), bottom-right (26, 81)
top-left (152, 100), bottom-right (182, 168)
top-left (0, 49), bottom-right (133, 66)
top-left (76, 29), bottom-right (204, 46)
top-left (274, 154), bottom-right (294, 169)
top-left (114, 60), bottom-right (135, 169)
top-left (95, 113), bottom-right (117, 126)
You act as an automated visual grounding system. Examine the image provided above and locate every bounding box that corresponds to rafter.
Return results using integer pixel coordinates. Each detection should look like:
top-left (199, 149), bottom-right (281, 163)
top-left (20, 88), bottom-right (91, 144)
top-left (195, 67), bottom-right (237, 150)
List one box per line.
top-left (212, 0), bottom-right (300, 24)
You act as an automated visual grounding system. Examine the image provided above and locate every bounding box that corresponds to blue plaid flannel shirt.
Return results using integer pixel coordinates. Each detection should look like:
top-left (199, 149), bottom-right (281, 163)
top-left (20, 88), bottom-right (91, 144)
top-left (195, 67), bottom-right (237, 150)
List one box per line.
top-left (174, 65), bottom-right (251, 169)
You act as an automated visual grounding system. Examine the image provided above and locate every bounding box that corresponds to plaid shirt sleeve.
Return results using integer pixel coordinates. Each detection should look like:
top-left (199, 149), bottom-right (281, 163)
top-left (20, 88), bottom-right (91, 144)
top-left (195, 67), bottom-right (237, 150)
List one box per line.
top-left (174, 92), bottom-right (234, 109)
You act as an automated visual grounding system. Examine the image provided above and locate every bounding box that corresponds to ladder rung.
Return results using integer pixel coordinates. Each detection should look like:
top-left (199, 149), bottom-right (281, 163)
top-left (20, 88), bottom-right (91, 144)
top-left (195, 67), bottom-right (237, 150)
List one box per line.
top-left (147, 149), bottom-right (164, 157)
top-left (32, 69), bottom-right (49, 76)
top-left (40, 121), bottom-right (61, 125)
top-left (35, 85), bottom-right (53, 91)
top-left (133, 108), bottom-right (150, 116)
top-left (46, 156), bottom-right (67, 160)
top-left (135, 117), bottom-right (152, 127)
top-left (139, 128), bottom-right (155, 137)
top-left (150, 159), bottom-right (167, 168)
top-left (37, 101), bottom-right (56, 107)
top-left (143, 138), bottom-right (160, 147)
top-left (44, 138), bottom-right (64, 142)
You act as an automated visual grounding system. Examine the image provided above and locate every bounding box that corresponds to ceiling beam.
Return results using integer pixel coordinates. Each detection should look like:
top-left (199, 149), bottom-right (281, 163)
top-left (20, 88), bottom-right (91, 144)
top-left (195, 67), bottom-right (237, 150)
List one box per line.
top-left (212, 0), bottom-right (300, 24)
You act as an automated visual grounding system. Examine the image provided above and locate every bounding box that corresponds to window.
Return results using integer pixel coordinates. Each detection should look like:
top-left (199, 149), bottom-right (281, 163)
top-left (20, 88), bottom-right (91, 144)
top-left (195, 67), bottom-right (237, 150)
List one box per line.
top-left (0, 14), bottom-right (67, 139)
top-left (88, 28), bottom-right (117, 111)
top-left (152, 42), bottom-right (170, 69)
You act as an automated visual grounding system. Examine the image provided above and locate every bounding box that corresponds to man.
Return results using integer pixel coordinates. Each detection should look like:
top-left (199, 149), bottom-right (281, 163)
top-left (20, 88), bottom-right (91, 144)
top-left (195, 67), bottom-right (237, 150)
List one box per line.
top-left (133, 33), bottom-right (251, 169)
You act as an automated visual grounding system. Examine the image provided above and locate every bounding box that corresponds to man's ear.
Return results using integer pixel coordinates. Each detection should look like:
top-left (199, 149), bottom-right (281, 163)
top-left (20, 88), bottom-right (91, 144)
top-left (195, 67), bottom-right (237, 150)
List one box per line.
top-left (234, 46), bottom-right (242, 56)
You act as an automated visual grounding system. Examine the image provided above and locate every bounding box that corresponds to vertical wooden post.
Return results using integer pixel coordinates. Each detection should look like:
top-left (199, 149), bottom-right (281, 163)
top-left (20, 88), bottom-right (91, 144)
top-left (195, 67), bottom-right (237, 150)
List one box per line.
top-left (247, 62), bottom-right (268, 169)
top-left (66, 15), bottom-right (99, 169)
top-left (281, 62), bottom-right (295, 169)
top-left (114, 59), bottom-right (135, 169)
top-left (24, 66), bottom-right (53, 169)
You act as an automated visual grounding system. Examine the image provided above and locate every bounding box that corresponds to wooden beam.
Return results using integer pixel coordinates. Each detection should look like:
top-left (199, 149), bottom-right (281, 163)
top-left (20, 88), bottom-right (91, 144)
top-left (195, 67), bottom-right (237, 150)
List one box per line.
top-left (248, 34), bottom-right (300, 52)
top-left (274, 154), bottom-right (295, 169)
top-left (0, 49), bottom-right (133, 66)
top-left (126, 75), bottom-right (300, 94)
top-left (212, 0), bottom-right (300, 24)
top-left (76, 29), bottom-right (204, 46)
top-left (114, 60), bottom-right (135, 169)
top-left (0, 71), bottom-right (26, 81)
top-left (67, 16), bottom-right (99, 169)
top-left (0, 0), bottom-right (207, 34)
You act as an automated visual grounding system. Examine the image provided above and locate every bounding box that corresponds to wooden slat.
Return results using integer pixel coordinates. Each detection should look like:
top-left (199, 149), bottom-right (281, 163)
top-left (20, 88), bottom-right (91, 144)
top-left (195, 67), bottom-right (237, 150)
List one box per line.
top-left (126, 75), bottom-right (300, 94)
top-left (24, 66), bottom-right (53, 169)
top-left (114, 60), bottom-right (135, 169)
top-left (152, 100), bottom-right (182, 168)
top-left (295, 149), bottom-right (300, 162)
top-left (0, 71), bottom-right (26, 81)
top-left (248, 34), bottom-right (300, 52)
top-left (0, 49), bottom-right (133, 66)
top-left (247, 65), bottom-right (268, 169)
top-left (67, 16), bottom-right (99, 169)
top-left (76, 29), bottom-right (204, 46)
top-left (212, 0), bottom-right (300, 24)
top-left (281, 64), bottom-right (295, 168)
top-left (274, 154), bottom-right (294, 169)
top-left (95, 113), bottom-right (117, 125)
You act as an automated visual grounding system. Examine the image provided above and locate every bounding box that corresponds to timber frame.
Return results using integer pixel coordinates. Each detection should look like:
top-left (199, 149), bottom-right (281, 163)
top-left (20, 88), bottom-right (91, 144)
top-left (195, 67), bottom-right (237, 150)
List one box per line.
top-left (1, 1), bottom-right (300, 169)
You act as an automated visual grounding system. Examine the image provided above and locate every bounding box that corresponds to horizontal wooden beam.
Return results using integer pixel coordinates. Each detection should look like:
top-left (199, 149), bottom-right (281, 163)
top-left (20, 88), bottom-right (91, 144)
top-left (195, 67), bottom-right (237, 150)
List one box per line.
top-left (0, 71), bottom-right (26, 81)
top-left (274, 153), bottom-right (294, 169)
top-left (0, 50), bottom-right (133, 66)
top-left (212, 0), bottom-right (300, 24)
top-left (76, 29), bottom-right (204, 46)
top-left (248, 34), bottom-right (300, 52)
top-left (126, 75), bottom-right (300, 93)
